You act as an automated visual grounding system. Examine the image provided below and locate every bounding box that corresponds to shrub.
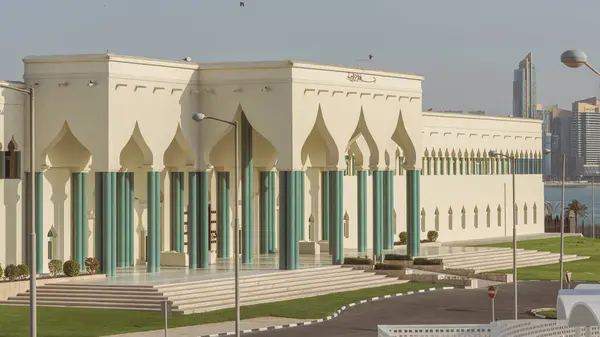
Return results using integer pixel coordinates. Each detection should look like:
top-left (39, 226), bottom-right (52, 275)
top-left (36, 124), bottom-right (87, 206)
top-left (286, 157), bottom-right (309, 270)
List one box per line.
top-left (48, 259), bottom-right (63, 276)
top-left (413, 258), bottom-right (443, 266)
top-left (0, 264), bottom-right (3, 280)
top-left (427, 230), bottom-right (439, 242)
top-left (4, 264), bottom-right (18, 281)
top-left (343, 257), bottom-right (373, 265)
top-left (63, 260), bottom-right (80, 277)
top-left (85, 257), bottom-right (100, 274)
top-left (398, 232), bottom-right (407, 245)
top-left (384, 254), bottom-right (412, 261)
top-left (17, 264), bottom-right (29, 279)
top-left (374, 263), bottom-right (405, 270)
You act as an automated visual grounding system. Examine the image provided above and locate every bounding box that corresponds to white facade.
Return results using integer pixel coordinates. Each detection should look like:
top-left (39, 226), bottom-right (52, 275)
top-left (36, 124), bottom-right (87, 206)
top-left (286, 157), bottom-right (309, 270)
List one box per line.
top-left (0, 54), bottom-right (544, 273)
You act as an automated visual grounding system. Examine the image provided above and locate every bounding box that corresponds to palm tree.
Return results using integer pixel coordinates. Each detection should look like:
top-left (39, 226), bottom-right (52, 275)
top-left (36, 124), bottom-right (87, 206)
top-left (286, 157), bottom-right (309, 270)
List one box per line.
top-left (567, 199), bottom-right (588, 227)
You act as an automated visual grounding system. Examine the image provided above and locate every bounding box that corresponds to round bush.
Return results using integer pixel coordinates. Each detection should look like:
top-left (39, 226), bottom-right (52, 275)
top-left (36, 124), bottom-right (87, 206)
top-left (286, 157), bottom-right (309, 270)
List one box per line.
top-left (4, 264), bottom-right (18, 281)
top-left (398, 232), bottom-right (408, 245)
top-left (85, 257), bottom-right (100, 275)
top-left (63, 260), bottom-right (80, 277)
top-left (427, 230), bottom-right (439, 242)
top-left (17, 264), bottom-right (29, 279)
top-left (48, 259), bottom-right (63, 276)
top-left (0, 264), bottom-right (3, 280)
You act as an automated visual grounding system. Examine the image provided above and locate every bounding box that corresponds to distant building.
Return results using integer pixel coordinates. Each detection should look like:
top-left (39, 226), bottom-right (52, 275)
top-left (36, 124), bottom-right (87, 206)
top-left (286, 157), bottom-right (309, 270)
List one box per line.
top-left (535, 104), bottom-right (553, 178)
top-left (426, 109), bottom-right (486, 115)
top-left (571, 97), bottom-right (600, 177)
top-left (513, 53), bottom-right (536, 119)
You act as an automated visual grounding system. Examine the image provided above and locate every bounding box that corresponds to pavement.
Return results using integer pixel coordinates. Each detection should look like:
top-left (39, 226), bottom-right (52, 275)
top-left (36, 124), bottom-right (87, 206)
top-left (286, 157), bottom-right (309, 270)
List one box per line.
top-left (109, 281), bottom-right (577, 337)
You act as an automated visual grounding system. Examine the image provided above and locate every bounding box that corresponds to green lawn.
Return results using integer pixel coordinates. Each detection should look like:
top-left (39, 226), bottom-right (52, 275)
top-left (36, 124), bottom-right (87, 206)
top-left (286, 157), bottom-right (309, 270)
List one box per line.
top-left (536, 308), bottom-right (557, 319)
top-left (480, 236), bottom-right (600, 281)
top-left (0, 282), bottom-right (437, 337)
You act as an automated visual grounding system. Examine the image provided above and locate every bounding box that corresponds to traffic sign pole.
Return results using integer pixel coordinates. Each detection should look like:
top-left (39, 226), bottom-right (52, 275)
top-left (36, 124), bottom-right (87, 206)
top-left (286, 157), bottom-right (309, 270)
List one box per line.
top-left (566, 271), bottom-right (572, 289)
top-left (492, 298), bottom-right (495, 322)
top-left (488, 286), bottom-right (498, 322)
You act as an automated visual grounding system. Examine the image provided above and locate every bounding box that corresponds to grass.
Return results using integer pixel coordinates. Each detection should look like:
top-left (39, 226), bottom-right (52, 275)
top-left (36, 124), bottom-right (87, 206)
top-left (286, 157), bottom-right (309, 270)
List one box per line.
top-left (535, 308), bottom-right (557, 319)
top-left (480, 236), bottom-right (600, 281)
top-left (0, 282), bottom-right (437, 337)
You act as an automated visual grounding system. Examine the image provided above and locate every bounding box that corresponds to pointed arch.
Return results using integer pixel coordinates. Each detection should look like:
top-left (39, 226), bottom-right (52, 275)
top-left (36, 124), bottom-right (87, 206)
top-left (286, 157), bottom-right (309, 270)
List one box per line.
top-left (420, 208), bottom-right (426, 232)
top-left (497, 204), bottom-right (502, 227)
top-left (486, 205), bottom-right (491, 227)
top-left (120, 123), bottom-right (154, 170)
top-left (461, 206), bottom-right (466, 229)
top-left (448, 207), bottom-right (453, 230)
top-left (300, 105), bottom-right (339, 169)
top-left (524, 202), bottom-right (528, 224)
top-left (163, 124), bottom-right (196, 169)
top-left (473, 205), bottom-right (479, 228)
top-left (43, 122), bottom-right (92, 169)
top-left (533, 202), bottom-right (538, 224)
top-left (434, 207), bottom-right (440, 231)
top-left (4, 137), bottom-right (21, 179)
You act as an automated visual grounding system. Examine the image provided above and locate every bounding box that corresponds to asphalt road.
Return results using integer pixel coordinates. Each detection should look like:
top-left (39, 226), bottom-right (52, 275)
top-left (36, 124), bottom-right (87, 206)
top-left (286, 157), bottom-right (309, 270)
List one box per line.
top-left (249, 281), bottom-right (573, 337)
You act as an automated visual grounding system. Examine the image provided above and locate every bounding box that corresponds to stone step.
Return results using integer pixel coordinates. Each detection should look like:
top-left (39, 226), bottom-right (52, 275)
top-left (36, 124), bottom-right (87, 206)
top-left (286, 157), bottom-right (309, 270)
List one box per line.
top-left (0, 302), bottom-right (161, 311)
top-left (475, 255), bottom-right (589, 273)
top-left (44, 283), bottom-right (156, 290)
top-left (445, 254), bottom-right (558, 271)
top-left (31, 286), bottom-right (159, 294)
top-left (427, 248), bottom-right (520, 259)
top-left (17, 291), bottom-right (168, 301)
top-left (0, 298), bottom-right (162, 310)
top-left (444, 251), bottom-right (555, 269)
top-left (438, 250), bottom-right (542, 264)
top-left (172, 272), bottom-right (388, 304)
top-left (8, 295), bottom-right (169, 305)
top-left (177, 277), bottom-right (405, 313)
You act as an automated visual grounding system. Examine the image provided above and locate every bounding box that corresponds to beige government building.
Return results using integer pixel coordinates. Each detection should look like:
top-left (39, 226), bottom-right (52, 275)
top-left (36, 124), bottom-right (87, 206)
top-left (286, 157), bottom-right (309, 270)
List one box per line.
top-left (0, 54), bottom-right (544, 276)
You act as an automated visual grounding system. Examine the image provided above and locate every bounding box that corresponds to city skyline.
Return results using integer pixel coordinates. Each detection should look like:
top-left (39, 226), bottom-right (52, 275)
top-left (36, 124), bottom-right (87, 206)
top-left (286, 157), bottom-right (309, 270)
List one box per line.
top-left (1, 0), bottom-right (600, 116)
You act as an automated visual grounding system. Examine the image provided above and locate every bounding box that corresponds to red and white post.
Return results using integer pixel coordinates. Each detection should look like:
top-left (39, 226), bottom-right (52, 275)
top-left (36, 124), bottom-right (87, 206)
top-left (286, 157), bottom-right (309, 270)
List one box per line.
top-left (488, 286), bottom-right (498, 321)
top-left (566, 271), bottom-right (572, 289)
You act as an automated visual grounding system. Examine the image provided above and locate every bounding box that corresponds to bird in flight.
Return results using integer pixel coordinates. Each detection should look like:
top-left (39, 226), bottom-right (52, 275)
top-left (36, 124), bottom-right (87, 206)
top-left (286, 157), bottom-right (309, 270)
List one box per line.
top-left (368, 54), bottom-right (373, 60)
top-left (240, 2), bottom-right (245, 6)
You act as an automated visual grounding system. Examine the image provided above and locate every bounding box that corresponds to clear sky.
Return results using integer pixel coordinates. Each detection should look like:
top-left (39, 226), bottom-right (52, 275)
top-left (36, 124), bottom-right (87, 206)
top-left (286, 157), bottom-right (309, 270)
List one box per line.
top-left (1, 0), bottom-right (599, 116)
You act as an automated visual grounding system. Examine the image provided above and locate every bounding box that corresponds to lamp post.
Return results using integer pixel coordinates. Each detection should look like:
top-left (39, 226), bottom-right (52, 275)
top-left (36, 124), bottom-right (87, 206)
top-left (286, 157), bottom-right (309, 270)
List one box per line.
top-left (561, 50), bottom-right (600, 77)
top-left (488, 148), bottom-right (551, 320)
top-left (0, 82), bottom-right (36, 336)
top-left (559, 152), bottom-right (566, 289)
top-left (191, 112), bottom-right (240, 337)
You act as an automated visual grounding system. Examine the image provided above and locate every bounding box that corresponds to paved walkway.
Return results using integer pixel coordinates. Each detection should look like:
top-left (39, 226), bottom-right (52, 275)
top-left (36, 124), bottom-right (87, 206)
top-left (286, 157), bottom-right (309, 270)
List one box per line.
top-left (110, 317), bottom-right (305, 337)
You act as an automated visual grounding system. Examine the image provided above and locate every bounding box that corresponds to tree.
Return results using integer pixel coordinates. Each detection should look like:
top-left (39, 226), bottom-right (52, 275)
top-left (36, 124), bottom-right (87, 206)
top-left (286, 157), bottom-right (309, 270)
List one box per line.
top-left (567, 199), bottom-right (588, 227)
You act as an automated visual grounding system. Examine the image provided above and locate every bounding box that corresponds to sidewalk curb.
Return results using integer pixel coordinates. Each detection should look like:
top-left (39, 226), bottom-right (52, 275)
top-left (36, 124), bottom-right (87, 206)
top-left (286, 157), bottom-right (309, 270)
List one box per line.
top-left (199, 286), bottom-right (456, 337)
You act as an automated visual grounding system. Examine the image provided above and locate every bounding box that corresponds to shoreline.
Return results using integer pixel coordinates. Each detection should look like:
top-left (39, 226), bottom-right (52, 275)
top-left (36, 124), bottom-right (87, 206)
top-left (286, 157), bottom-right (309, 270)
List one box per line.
top-left (545, 182), bottom-right (594, 187)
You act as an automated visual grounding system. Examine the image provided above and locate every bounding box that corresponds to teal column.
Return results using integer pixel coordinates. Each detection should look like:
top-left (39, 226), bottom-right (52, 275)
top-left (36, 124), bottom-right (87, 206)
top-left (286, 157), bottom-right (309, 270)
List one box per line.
top-left (95, 172), bottom-right (117, 276)
top-left (117, 172), bottom-right (126, 267)
top-left (198, 171), bottom-right (210, 269)
top-left (241, 114), bottom-right (254, 264)
top-left (72, 173), bottom-right (83, 270)
top-left (188, 172), bottom-right (198, 268)
top-left (127, 172), bottom-right (134, 266)
top-left (278, 171), bottom-right (299, 270)
top-left (268, 172), bottom-right (276, 253)
top-left (217, 171), bottom-right (231, 258)
top-left (321, 171), bottom-right (330, 240)
top-left (81, 172), bottom-right (88, 268)
top-left (170, 172), bottom-right (184, 252)
top-left (299, 173), bottom-right (305, 241)
top-left (372, 171), bottom-right (383, 258)
top-left (406, 170), bottom-right (421, 257)
top-left (147, 171), bottom-right (161, 272)
top-left (260, 171), bottom-right (269, 254)
top-left (329, 171), bottom-right (344, 265)
top-left (34, 172), bottom-right (43, 274)
top-left (357, 170), bottom-right (367, 253)
top-left (383, 170), bottom-right (394, 250)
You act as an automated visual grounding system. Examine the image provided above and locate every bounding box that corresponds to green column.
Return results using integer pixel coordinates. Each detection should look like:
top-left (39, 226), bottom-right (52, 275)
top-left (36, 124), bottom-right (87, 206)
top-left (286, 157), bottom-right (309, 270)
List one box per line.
top-left (278, 171), bottom-right (298, 270)
top-left (72, 173), bottom-right (83, 270)
top-left (110, 172), bottom-right (118, 276)
top-left (357, 170), bottom-right (367, 253)
top-left (198, 171), bottom-right (210, 269)
top-left (241, 114), bottom-right (254, 264)
top-left (34, 172), bottom-right (43, 274)
top-left (81, 172), bottom-right (88, 268)
top-left (217, 171), bottom-right (230, 258)
top-left (147, 171), bottom-right (161, 272)
top-left (299, 173), bottom-right (305, 241)
top-left (170, 172), bottom-right (184, 252)
top-left (95, 172), bottom-right (117, 276)
top-left (372, 171), bottom-right (383, 258)
top-left (127, 172), bottom-right (134, 266)
top-left (188, 172), bottom-right (198, 268)
top-left (94, 173), bottom-right (103, 273)
top-left (260, 171), bottom-right (269, 254)
top-left (321, 171), bottom-right (330, 240)
top-left (268, 172), bottom-right (276, 253)
top-left (406, 170), bottom-right (421, 257)
top-left (117, 172), bottom-right (126, 267)
top-left (329, 171), bottom-right (344, 264)
top-left (383, 170), bottom-right (394, 250)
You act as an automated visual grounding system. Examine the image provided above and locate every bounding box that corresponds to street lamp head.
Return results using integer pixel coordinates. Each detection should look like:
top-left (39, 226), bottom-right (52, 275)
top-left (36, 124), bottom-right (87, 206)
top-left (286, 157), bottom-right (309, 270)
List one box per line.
top-left (561, 50), bottom-right (588, 68)
top-left (488, 150), bottom-right (499, 157)
top-left (543, 148), bottom-right (552, 155)
top-left (191, 112), bottom-right (206, 122)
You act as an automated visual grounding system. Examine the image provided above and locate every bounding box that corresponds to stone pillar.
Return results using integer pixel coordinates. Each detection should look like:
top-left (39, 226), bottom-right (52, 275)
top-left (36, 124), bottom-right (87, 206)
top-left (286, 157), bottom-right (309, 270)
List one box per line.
top-left (357, 170), bottom-right (367, 253)
top-left (321, 171), bottom-right (330, 241)
top-left (279, 171), bottom-right (299, 270)
top-left (147, 171), bottom-right (161, 273)
top-left (260, 171), bottom-right (277, 254)
top-left (127, 172), bottom-right (134, 266)
top-left (117, 172), bottom-right (126, 267)
top-left (188, 172), bottom-right (198, 268)
top-left (241, 114), bottom-right (254, 264)
top-left (217, 171), bottom-right (231, 258)
top-left (198, 172), bottom-right (210, 268)
top-left (298, 173), bottom-right (305, 241)
top-left (170, 172), bottom-right (184, 252)
top-left (383, 170), bottom-right (394, 250)
top-left (329, 170), bottom-right (344, 264)
top-left (95, 172), bottom-right (117, 276)
top-left (406, 170), bottom-right (421, 257)
top-left (72, 172), bottom-right (88, 271)
top-left (372, 170), bottom-right (383, 258)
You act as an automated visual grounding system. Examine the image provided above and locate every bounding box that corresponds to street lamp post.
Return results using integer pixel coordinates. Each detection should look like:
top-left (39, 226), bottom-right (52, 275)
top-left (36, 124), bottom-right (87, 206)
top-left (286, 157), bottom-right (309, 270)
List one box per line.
top-left (191, 112), bottom-right (240, 337)
top-left (0, 82), bottom-right (36, 337)
top-left (561, 50), bottom-right (600, 77)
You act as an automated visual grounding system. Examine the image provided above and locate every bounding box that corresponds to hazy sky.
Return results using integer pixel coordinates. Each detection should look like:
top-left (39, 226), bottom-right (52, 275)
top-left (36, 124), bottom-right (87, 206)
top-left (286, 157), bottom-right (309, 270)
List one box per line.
top-left (1, 0), bottom-right (599, 116)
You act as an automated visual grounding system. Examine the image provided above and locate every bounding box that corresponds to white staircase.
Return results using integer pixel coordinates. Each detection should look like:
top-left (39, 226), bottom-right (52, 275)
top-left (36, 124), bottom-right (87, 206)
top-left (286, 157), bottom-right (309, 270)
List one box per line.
top-left (427, 248), bottom-right (589, 273)
top-left (0, 266), bottom-right (407, 314)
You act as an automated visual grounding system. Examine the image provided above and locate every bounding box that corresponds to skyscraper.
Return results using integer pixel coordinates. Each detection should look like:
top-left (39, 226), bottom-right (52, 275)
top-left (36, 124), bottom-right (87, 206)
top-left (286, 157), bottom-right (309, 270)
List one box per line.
top-left (513, 53), bottom-right (536, 118)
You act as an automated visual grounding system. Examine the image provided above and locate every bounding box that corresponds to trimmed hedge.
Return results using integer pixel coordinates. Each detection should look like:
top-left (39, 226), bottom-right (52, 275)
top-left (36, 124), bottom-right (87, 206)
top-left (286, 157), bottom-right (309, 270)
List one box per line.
top-left (427, 230), bottom-right (439, 242)
top-left (49, 259), bottom-right (63, 276)
top-left (398, 232), bottom-right (407, 245)
top-left (63, 260), bottom-right (80, 277)
top-left (0, 264), bottom-right (3, 279)
top-left (413, 258), bottom-right (443, 266)
top-left (374, 263), bottom-right (405, 270)
top-left (17, 264), bottom-right (29, 279)
top-left (343, 257), bottom-right (373, 265)
top-left (4, 264), bottom-right (18, 281)
top-left (384, 254), bottom-right (412, 261)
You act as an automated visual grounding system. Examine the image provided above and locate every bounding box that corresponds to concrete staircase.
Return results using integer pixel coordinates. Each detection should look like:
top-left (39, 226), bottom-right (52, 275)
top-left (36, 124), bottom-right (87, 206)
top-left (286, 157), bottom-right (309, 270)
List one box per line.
top-left (427, 248), bottom-right (589, 273)
top-left (0, 266), bottom-right (407, 314)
